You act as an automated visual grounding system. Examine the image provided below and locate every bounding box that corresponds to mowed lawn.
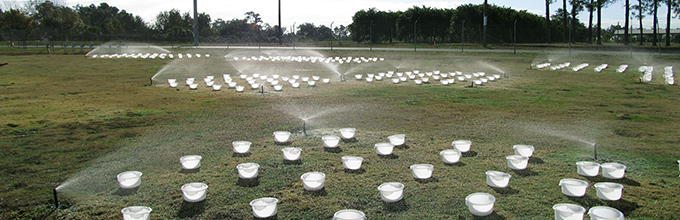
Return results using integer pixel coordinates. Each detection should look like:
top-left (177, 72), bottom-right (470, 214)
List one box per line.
top-left (1, 49), bottom-right (679, 219)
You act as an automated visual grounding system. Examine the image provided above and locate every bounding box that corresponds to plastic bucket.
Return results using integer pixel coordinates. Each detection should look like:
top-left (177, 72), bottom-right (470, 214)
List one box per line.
top-left (121, 206), bottom-right (152, 220)
top-left (301, 172), bottom-right (326, 191)
top-left (588, 206), bottom-right (624, 220)
top-left (506, 155), bottom-right (529, 170)
top-left (594, 182), bottom-right (624, 201)
top-left (333, 209), bottom-right (366, 220)
top-left (552, 203), bottom-right (586, 220)
top-left (387, 134), bottom-right (406, 146)
top-left (339, 128), bottom-right (356, 139)
top-left (250, 197), bottom-right (279, 218)
top-left (181, 182), bottom-right (208, 202)
top-left (180, 155), bottom-right (202, 169)
top-left (117, 171), bottom-right (143, 189)
top-left (410, 164), bottom-right (434, 179)
top-left (440, 149), bottom-right (462, 164)
top-left (232, 141), bottom-right (252, 154)
top-left (513, 145), bottom-right (535, 157)
top-left (281, 147), bottom-right (302, 161)
top-left (601, 163), bottom-right (626, 179)
top-left (452, 140), bottom-right (472, 152)
top-left (237, 163), bottom-right (260, 179)
top-left (322, 135), bottom-right (341, 148)
top-left (576, 161), bottom-right (600, 177)
top-left (374, 143), bottom-right (395, 155)
top-left (378, 182), bottom-right (404, 202)
top-left (341, 156), bottom-right (364, 170)
top-left (273, 131), bottom-right (292, 144)
top-left (485, 171), bottom-right (511, 188)
top-left (465, 193), bottom-right (496, 216)
top-left (559, 179), bottom-right (589, 197)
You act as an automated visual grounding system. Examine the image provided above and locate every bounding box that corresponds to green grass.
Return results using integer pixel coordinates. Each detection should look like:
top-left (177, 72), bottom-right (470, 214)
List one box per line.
top-left (1, 49), bottom-right (679, 219)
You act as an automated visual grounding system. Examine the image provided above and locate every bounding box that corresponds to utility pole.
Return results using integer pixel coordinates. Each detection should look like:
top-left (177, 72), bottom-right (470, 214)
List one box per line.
top-left (370, 20), bottom-right (374, 51)
top-left (483, 0), bottom-right (488, 47)
top-left (330, 21), bottom-right (334, 50)
top-left (414, 19), bottom-right (419, 52)
top-left (193, 0), bottom-right (198, 46)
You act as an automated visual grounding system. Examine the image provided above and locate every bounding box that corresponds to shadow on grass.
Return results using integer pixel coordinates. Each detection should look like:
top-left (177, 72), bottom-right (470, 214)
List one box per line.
top-left (177, 200), bottom-right (205, 218)
top-left (606, 199), bottom-right (640, 215)
top-left (567, 195), bottom-right (603, 208)
top-left (252, 214), bottom-right (278, 220)
top-left (584, 176), bottom-right (641, 187)
top-left (445, 162), bottom-right (467, 167)
top-left (233, 152), bottom-right (251, 158)
top-left (324, 147), bottom-right (342, 153)
top-left (275, 142), bottom-right (291, 146)
top-left (511, 168), bottom-right (538, 177)
top-left (528, 157), bottom-right (545, 164)
top-left (414, 177), bottom-right (439, 183)
top-left (283, 159), bottom-right (303, 165)
top-left (113, 187), bottom-right (139, 196)
top-left (462, 151), bottom-right (478, 157)
top-left (472, 211), bottom-right (507, 220)
top-left (490, 186), bottom-right (520, 195)
top-left (344, 168), bottom-right (366, 174)
top-left (378, 154), bottom-right (399, 159)
top-left (302, 188), bottom-right (327, 196)
top-left (395, 144), bottom-right (410, 150)
top-left (341, 138), bottom-right (358, 143)
top-left (179, 168), bottom-right (200, 174)
top-left (383, 199), bottom-right (409, 212)
top-left (238, 177), bottom-right (260, 187)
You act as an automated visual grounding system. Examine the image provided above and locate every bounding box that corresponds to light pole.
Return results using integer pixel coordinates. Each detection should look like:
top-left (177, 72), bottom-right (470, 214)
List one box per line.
top-left (370, 20), bottom-right (374, 51)
top-left (461, 20), bottom-right (465, 53)
top-left (293, 22), bottom-right (296, 50)
top-left (414, 19), bottom-right (419, 52)
top-left (330, 21), bottom-right (334, 50)
top-left (483, 0), bottom-right (488, 47)
top-left (514, 20), bottom-right (517, 54)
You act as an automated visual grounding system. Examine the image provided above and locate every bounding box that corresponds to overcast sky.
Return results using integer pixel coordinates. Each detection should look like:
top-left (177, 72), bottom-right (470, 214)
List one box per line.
top-left (51, 0), bottom-right (678, 31)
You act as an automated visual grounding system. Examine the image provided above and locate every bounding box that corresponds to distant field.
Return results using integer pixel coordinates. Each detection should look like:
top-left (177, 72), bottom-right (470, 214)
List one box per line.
top-left (1, 48), bottom-right (678, 219)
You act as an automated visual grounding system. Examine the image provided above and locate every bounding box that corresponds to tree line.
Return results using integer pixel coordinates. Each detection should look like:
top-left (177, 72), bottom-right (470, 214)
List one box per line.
top-left (1, 0), bottom-right (678, 47)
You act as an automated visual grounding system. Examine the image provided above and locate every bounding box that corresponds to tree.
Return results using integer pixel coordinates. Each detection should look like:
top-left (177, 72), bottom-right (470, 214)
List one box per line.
top-left (650, 0), bottom-right (659, 46)
top-left (546, 0), bottom-right (556, 43)
top-left (585, 0), bottom-right (596, 44)
top-left (570, 0), bottom-right (586, 43)
top-left (632, 0), bottom-right (646, 45)
top-left (1, 9), bottom-right (37, 46)
top-left (154, 9), bottom-right (194, 43)
top-left (33, 1), bottom-right (83, 41)
top-left (563, 0), bottom-right (568, 43)
top-left (624, 0), bottom-right (630, 45)
top-left (663, 0), bottom-right (677, 46)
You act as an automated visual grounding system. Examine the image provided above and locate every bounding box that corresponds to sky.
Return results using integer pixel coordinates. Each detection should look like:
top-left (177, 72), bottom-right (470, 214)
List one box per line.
top-left (33, 0), bottom-right (680, 31)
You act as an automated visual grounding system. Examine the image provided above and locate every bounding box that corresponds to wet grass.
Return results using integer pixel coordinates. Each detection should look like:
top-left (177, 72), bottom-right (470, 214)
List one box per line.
top-left (1, 50), bottom-right (679, 219)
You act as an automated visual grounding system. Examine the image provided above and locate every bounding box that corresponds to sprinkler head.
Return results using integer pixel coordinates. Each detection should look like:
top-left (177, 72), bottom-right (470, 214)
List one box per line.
top-left (53, 188), bottom-right (59, 209)
top-left (303, 121), bottom-right (307, 136)
top-left (593, 143), bottom-right (597, 160)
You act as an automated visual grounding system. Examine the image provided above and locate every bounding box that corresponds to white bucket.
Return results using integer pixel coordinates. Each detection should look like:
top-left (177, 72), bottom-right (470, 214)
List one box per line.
top-left (301, 172), bottom-right (326, 191)
top-left (485, 171), bottom-right (511, 188)
top-left (312, 76), bottom-right (320, 81)
top-left (274, 85), bottom-right (283, 91)
top-left (333, 209), bottom-right (366, 220)
top-left (410, 164), bottom-right (434, 179)
top-left (250, 197), bottom-right (279, 218)
top-left (374, 143), bottom-right (395, 155)
top-left (355, 74), bottom-right (363, 80)
top-left (292, 75), bottom-right (300, 80)
top-left (121, 206), bottom-right (152, 220)
top-left (322, 78), bottom-right (330, 83)
top-left (168, 79), bottom-right (177, 84)
top-left (378, 182), bottom-right (404, 202)
top-left (273, 131), bottom-right (291, 144)
top-left (212, 85), bottom-right (222, 91)
top-left (594, 182), bottom-right (624, 201)
top-left (117, 171), bottom-right (143, 189)
top-left (322, 135), bottom-right (341, 148)
top-left (253, 73), bottom-right (260, 78)
top-left (559, 179), bottom-right (589, 197)
top-left (452, 140), bottom-right (472, 153)
top-left (292, 83), bottom-right (300, 88)
top-left (237, 163), bottom-right (260, 179)
top-left (281, 76), bottom-right (289, 81)
top-left (341, 156), bottom-right (364, 170)
top-left (301, 77), bottom-right (309, 82)
top-left (391, 78), bottom-right (400, 84)
top-left (339, 128), bottom-right (356, 139)
top-left (387, 134), bottom-right (406, 146)
top-left (281, 147), bottom-right (302, 161)
top-left (181, 182), bottom-right (208, 202)
top-left (228, 82), bottom-right (237, 88)
top-left (552, 203), bottom-right (586, 220)
top-left (576, 161), bottom-right (600, 177)
top-left (235, 86), bottom-right (245, 92)
top-left (180, 155), bottom-right (202, 169)
top-left (440, 149), bottom-right (462, 164)
top-left (308, 81), bottom-right (316, 86)
top-left (465, 193), bottom-right (496, 216)
top-left (206, 81), bottom-right (215, 87)
top-left (588, 206), bottom-right (625, 220)
top-left (232, 141), bottom-right (252, 154)
top-left (169, 82), bottom-right (178, 87)
top-left (189, 84), bottom-right (198, 90)
top-left (506, 155), bottom-right (529, 170)
top-left (601, 163), bottom-right (626, 179)
top-left (513, 145), bottom-right (535, 157)
top-left (422, 77), bottom-right (429, 83)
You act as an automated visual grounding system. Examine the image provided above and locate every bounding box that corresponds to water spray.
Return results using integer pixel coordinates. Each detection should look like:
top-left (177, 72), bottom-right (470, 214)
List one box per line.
top-left (53, 188), bottom-right (59, 209)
